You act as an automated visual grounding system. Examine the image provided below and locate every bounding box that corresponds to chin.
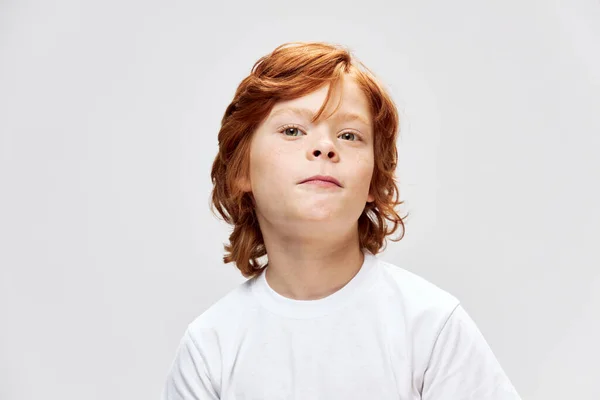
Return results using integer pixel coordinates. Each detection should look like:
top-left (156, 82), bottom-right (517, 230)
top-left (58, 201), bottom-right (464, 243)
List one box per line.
top-left (293, 219), bottom-right (343, 237)
top-left (303, 214), bottom-right (336, 222)
top-left (300, 213), bottom-right (345, 229)
top-left (298, 205), bottom-right (339, 219)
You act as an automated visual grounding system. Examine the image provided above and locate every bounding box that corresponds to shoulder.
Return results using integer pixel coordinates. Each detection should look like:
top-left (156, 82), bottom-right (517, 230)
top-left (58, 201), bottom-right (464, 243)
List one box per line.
top-left (186, 277), bottom-right (258, 342)
top-left (373, 256), bottom-right (462, 338)
top-left (164, 279), bottom-right (258, 398)
top-left (376, 256), bottom-right (460, 312)
top-left (370, 255), bottom-right (464, 373)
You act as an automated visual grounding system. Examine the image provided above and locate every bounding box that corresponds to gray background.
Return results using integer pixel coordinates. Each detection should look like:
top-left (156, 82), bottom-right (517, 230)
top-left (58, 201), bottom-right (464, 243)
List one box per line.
top-left (1, 1), bottom-right (599, 399)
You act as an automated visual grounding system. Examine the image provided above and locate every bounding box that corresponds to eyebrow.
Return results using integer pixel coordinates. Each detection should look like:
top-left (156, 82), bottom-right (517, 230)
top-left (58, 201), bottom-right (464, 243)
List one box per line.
top-left (268, 106), bottom-right (371, 127)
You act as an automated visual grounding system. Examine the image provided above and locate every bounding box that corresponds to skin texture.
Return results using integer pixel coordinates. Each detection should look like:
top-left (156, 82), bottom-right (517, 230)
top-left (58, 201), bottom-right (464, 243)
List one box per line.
top-left (238, 73), bottom-right (375, 300)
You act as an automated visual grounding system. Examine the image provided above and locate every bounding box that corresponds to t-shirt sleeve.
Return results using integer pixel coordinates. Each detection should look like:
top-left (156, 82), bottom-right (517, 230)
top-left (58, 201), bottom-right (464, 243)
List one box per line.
top-left (161, 328), bottom-right (220, 400)
top-left (421, 304), bottom-right (521, 400)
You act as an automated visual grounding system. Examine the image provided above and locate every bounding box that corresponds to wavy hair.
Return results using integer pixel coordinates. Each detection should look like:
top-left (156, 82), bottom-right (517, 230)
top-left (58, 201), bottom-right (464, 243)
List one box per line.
top-left (210, 41), bottom-right (408, 278)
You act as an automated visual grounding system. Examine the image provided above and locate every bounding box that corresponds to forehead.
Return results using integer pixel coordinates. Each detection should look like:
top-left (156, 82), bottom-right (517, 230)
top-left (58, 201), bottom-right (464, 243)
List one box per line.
top-left (268, 74), bottom-right (372, 125)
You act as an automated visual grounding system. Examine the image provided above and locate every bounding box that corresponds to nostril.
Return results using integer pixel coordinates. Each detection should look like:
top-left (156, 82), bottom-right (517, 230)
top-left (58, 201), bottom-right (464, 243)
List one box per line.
top-left (313, 150), bottom-right (321, 157)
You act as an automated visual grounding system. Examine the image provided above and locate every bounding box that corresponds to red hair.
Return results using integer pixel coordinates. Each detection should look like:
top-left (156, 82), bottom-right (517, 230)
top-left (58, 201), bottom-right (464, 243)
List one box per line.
top-left (210, 41), bottom-right (408, 278)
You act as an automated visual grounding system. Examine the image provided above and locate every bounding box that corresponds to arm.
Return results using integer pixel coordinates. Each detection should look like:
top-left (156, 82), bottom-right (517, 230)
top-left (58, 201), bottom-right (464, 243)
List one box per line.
top-left (421, 304), bottom-right (521, 400)
top-left (161, 329), bottom-right (220, 400)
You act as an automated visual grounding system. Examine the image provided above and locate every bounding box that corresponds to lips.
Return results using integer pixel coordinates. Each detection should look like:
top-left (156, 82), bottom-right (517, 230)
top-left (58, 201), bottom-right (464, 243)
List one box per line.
top-left (299, 175), bottom-right (342, 187)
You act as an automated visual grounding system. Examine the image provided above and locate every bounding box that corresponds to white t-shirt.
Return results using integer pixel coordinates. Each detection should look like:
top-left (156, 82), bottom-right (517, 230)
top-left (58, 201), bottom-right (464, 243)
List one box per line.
top-left (161, 249), bottom-right (521, 399)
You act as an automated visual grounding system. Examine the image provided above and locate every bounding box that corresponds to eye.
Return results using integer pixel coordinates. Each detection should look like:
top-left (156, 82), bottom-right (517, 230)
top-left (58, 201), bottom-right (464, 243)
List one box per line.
top-left (279, 124), bottom-right (305, 137)
top-left (339, 132), bottom-right (359, 141)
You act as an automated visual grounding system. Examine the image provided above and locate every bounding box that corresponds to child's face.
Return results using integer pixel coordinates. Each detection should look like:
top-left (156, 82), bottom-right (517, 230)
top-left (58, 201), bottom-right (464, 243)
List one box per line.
top-left (240, 74), bottom-right (375, 237)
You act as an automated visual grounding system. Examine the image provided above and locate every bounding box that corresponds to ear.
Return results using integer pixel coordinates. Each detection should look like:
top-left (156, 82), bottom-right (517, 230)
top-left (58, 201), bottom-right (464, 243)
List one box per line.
top-left (367, 191), bottom-right (375, 203)
top-left (235, 174), bottom-right (252, 193)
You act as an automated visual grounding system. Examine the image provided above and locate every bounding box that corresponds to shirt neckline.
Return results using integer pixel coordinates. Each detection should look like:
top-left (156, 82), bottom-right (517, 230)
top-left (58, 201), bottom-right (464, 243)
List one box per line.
top-left (251, 248), bottom-right (378, 319)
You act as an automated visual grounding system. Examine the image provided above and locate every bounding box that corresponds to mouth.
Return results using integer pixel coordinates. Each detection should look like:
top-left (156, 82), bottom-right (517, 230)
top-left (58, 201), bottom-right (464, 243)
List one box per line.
top-left (299, 175), bottom-right (342, 187)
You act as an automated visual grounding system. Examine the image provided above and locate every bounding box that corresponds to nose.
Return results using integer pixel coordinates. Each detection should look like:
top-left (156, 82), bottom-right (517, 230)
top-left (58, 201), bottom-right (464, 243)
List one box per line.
top-left (309, 140), bottom-right (339, 162)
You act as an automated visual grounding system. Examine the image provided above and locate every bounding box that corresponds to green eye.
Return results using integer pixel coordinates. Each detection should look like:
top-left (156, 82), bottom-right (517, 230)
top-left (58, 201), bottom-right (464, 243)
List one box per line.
top-left (279, 124), bottom-right (305, 136)
top-left (283, 127), bottom-right (303, 136)
top-left (339, 132), bottom-right (358, 141)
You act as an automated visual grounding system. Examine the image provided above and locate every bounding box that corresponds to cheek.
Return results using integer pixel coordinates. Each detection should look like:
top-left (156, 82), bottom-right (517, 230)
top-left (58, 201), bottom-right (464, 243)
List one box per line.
top-left (354, 151), bottom-right (375, 186)
top-left (249, 141), bottom-right (291, 188)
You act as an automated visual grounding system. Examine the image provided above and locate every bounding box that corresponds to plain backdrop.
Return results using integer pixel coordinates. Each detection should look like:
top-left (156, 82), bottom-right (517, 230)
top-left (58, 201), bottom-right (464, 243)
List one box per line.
top-left (1, 1), bottom-right (599, 399)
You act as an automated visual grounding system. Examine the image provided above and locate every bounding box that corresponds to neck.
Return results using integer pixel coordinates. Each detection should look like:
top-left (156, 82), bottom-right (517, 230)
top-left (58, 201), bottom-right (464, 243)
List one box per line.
top-left (260, 222), bottom-right (365, 300)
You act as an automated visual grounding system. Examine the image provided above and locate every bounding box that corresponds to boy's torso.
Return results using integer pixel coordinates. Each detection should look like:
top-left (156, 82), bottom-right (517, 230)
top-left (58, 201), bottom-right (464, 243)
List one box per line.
top-left (190, 259), bottom-right (458, 399)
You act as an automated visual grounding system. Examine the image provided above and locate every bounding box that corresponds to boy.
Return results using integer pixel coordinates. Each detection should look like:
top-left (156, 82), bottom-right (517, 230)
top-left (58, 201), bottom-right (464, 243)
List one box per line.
top-left (161, 41), bottom-right (521, 399)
